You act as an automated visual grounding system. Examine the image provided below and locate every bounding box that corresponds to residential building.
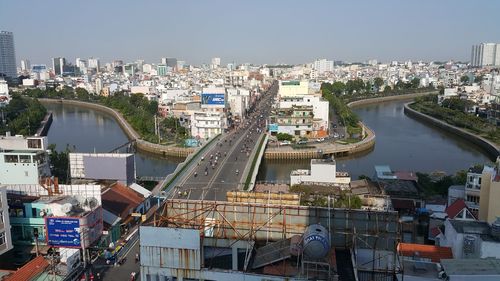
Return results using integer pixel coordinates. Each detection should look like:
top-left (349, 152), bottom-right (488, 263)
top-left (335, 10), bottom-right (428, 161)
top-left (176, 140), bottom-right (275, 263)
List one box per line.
top-left (278, 80), bottom-right (309, 99)
top-left (157, 64), bottom-right (167, 76)
top-left (279, 95), bottom-right (329, 136)
top-left (211, 57), bottom-right (221, 69)
top-left (0, 79), bottom-right (9, 106)
top-left (465, 165), bottom-right (494, 212)
top-left (8, 193), bottom-right (103, 247)
top-left (440, 259), bottom-right (500, 281)
top-left (313, 59), bottom-right (334, 75)
top-left (479, 160), bottom-right (500, 223)
top-left (471, 43), bottom-right (500, 67)
top-left (0, 31), bottom-right (16, 79)
top-left (438, 219), bottom-right (500, 259)
top-left (123, 63), bottom-right (135, 76)
top-left (190, 111), bottom-right (223, 139)
top-left (290, 158), bottom-right (350, 186)
top-left (0, 187), bottom-right (13, 255)
top-left (274, 105), bottom-right (314, 138)
top-left (87, 57), bottom-right (100, 71)
top-left (0, 134), bottom-right (51, 185)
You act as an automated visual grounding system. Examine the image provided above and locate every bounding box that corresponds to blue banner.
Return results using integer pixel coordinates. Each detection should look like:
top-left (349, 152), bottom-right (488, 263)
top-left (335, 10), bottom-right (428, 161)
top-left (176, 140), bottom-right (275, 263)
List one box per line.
top-left (46, 217), bottom-right (81, 247)
top-left (201, 93), bottom-right (225, 105)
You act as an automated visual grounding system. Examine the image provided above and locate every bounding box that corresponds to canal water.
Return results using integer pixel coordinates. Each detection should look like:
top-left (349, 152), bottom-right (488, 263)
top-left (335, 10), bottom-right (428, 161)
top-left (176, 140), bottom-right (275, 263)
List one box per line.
top-left (43, 103), bottom-right (182, 177)
top-left (44, 100), bottom-right (493, 181)
top-left (257, 100), bottom-right (493, 182)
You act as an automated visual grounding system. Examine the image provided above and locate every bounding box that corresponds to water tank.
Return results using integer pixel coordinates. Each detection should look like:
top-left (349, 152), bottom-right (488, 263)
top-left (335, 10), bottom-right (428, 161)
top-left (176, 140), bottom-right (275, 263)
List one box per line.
top-left (303, 224), bottom-right (330, 259)
top-left (463, 235), bottom-right (476, 254)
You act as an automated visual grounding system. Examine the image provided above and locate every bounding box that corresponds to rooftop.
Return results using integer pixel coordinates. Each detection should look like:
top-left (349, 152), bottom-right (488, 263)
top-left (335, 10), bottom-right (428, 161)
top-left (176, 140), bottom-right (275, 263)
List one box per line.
top-left (3, 256), bottom-right (49, 281)
top-left (441, 258), bottom-right (500, 276)
top-left (397, 243), bottom-right (453, 263)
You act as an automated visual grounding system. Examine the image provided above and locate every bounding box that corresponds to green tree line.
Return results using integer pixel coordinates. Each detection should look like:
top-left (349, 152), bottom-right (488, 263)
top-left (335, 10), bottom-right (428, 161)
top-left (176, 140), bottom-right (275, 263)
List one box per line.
top-left (0, 93), bottom-right (47, 136)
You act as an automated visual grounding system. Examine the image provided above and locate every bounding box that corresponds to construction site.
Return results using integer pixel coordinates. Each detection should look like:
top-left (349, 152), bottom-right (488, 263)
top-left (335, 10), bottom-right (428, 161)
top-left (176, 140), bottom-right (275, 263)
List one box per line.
top-left (139, 198), bottom-right (403, 281)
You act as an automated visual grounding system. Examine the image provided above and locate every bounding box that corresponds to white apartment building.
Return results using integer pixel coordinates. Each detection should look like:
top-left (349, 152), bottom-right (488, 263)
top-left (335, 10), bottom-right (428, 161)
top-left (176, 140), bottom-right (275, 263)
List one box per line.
top-left (190, 112), bottom-right (224, 139)
top-left (464, 166), bottom-right (495, 212)
top-left (313, 59), bottom-right (334, 75)
top-left (0, 79), bottom-right (9, 107)
top-left (0, 134), bottom-right (51, 185)
top-left (279, 95), bottom-right (329, 132)
top-left (471, 43), bottom-right (500, 67)
top-left (0, 187), bottom-right (13, 255)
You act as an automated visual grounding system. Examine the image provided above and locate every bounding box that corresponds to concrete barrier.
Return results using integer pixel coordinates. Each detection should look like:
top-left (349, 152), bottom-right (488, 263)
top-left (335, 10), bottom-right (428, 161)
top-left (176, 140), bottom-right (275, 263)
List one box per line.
top-left (404, 102), bottom-right (499, 160)
top-left (39, 99), bottom-right (194, 158)
top-left (243, 134), bottom-right (268, 191)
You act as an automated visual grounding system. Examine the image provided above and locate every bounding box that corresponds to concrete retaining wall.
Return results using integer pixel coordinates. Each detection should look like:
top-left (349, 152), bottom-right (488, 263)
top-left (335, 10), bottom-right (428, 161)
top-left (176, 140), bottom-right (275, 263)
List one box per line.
top-left (39, 99), bottom-right (194, 158)
top-left (404, 102), bottom-right (499, 160)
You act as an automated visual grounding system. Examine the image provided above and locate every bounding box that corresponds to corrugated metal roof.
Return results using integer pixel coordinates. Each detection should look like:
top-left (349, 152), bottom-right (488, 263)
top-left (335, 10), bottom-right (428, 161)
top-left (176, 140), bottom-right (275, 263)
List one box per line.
top-left (4, 256), bottom-right (49, 281)
top-left (397, 243), bottom-right (453, 262)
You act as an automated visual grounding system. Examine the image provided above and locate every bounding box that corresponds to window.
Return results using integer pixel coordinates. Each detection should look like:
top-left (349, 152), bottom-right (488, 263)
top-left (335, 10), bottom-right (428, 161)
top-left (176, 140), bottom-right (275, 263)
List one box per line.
top-left (19, 155), bottom-right (31, 163)
top-left (32, 208), bottom-right (38, 218)
top-left (4, 155), bottom-right (19, 163)
top-left (0, 232), bottom-right (5, 246)
top-left (27, 139), bottom-right (42, 149)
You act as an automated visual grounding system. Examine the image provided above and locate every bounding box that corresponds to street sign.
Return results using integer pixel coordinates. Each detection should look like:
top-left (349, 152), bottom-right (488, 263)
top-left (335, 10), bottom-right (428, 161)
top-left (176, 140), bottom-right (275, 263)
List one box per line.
top-left (131, 213), bottom-right (142, 217)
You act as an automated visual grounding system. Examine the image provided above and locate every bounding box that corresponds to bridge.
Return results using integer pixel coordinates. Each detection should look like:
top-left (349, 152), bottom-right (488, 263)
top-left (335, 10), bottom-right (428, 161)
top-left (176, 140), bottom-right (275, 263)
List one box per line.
top-left (152, 81), bottom-right (278, 201)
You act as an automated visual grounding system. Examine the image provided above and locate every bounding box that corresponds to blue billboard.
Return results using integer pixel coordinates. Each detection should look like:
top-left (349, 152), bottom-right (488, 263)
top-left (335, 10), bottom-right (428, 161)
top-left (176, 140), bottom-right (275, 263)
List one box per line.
top-left (46, 217), bottom-right (81, 247)
top-left (268, 123), bottom-right (279, 133)
top-left (201, 93), bottom-right (225, 105)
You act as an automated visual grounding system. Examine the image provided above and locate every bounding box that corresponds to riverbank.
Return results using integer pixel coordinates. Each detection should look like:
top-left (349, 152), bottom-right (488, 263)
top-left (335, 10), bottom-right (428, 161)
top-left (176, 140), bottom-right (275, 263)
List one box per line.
top-left (263, 92), bottom-right (436, 160)
top-left (39, 99), bottom-right (194, 158)
top-left (347, 91), bottom-right (437, 108)
top-left (404, 102), bottom-right (500, 160)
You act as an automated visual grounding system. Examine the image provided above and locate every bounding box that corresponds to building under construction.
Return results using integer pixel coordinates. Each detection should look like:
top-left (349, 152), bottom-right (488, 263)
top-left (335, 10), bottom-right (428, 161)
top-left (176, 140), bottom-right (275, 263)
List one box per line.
top-left (140, 199), bottom-right (402, 281)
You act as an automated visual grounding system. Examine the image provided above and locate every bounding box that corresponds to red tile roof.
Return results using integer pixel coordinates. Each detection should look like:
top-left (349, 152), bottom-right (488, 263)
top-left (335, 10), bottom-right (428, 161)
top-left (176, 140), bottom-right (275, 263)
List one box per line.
top-left (4, 256), bottom-right (49, 281)
top-left (101, 182), bottom-right (144, 219)
top-left (446, 198), bottom-right (475, 219)
top-left (397, 243), bottom-right (453, 263)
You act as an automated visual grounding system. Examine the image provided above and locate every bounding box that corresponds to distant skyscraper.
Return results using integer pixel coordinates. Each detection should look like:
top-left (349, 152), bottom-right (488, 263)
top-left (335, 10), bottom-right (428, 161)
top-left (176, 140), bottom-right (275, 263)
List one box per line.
top-left (88, 58), bottom-right (100, 72)
top-left (0, 31), bottom-right (17, 79)
top-left (157, 64), bottom-right (167, 76)
top-left (471, 43), bottom-right (500, 67)
top-left (52, 57), bottom-right (66, 75)
top-left (20, 59), bottom-right (30, 72)
top-left (211, 57), bottom-right (221, 69)
top-left (313, 59), bottom-right (334, 74)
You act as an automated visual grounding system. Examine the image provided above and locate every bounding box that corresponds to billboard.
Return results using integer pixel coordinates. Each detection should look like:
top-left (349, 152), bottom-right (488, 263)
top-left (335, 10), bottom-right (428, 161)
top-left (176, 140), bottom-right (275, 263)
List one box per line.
top-left (201, 93), bottom-right (225, 106)
top-left (46, 217), bottom-right (81, 247)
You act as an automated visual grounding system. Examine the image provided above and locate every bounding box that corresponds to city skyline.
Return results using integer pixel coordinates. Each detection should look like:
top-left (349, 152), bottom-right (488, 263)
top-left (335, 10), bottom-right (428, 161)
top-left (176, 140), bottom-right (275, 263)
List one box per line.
top-left (2, 0), bottom-right (500, 66)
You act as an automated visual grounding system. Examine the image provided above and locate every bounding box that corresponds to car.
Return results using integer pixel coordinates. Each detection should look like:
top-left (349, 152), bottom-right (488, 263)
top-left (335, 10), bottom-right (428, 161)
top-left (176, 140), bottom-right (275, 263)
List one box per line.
top-left (279, 140), bottom-right (292, 146)
top-left (297, 140), bottom-right (307, 145)
top-left (316, 137), bottom-right (325, 142)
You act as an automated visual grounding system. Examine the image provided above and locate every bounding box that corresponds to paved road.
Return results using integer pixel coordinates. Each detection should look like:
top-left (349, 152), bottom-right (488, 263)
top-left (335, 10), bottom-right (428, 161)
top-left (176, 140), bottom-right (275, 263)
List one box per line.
top-left (172, 82), bottom-right (278, 201)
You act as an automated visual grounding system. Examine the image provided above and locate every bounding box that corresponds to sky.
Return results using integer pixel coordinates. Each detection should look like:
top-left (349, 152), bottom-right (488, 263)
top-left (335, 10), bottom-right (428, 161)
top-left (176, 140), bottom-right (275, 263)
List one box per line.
top-left (2, 0), bottom-right (500, 66)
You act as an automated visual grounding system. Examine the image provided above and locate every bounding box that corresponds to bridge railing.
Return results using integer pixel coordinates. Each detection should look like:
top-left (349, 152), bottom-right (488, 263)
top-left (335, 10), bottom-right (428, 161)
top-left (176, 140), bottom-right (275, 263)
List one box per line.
top-left (243, 134), bottom-right (268, 191)
top-left (156, 134), bottom-right (221, 196)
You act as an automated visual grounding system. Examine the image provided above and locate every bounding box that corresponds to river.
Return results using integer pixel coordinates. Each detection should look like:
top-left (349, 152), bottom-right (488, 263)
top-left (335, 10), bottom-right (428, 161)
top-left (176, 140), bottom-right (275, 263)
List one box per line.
top-left (257, 100), bottom-right (492, 182)
top-left (43, 100), bottom-right (492, 182)
top-left (43, 103), bottom-right (183, 177)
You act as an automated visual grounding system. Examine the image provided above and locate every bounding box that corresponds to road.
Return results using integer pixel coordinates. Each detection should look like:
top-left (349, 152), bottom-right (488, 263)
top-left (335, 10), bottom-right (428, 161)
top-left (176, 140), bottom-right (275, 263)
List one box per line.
top-left (172, 82), bottom-right (278, 201)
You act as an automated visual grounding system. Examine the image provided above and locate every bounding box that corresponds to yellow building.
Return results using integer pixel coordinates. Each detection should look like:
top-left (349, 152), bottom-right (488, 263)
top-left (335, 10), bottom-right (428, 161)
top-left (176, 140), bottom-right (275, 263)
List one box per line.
top-left (278, 80), bottom-right (309, 99)
top-left (479, 159), bottom-right (500, 223)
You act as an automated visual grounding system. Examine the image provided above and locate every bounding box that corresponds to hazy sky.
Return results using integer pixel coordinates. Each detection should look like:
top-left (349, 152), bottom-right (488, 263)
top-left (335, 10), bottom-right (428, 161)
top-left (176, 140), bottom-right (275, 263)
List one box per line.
top-left (2, 0), bottom-right (500, 66)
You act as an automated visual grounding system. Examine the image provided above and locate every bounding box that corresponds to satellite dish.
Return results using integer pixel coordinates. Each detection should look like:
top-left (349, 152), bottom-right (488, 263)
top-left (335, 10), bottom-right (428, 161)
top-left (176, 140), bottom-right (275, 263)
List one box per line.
top-left (61, 203), bottom-right (73, 214)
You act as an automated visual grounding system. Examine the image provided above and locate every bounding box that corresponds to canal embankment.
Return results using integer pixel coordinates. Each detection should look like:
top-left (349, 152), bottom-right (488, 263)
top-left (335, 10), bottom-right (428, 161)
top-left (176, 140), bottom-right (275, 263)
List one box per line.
top-left (263, 92), bottom-right (436, 160)
top-left (39, 99), bottom-right (194, 158)
top-left (404, 102), bottom-right (500, 160)
top-left (35, 112), bottom-right (53, 136)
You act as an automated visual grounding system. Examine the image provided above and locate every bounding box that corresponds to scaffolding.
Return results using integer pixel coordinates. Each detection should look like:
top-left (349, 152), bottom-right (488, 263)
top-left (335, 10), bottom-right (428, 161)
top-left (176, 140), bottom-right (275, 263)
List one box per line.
top-left (148, 198), bottom-right (402, 280)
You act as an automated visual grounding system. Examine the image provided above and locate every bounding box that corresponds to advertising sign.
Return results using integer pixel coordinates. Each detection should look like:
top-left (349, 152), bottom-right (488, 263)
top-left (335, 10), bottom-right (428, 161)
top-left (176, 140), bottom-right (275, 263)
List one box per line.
top-left (201, 93), bottom-right (225, 106)
top-left (46, 217), bottom-right (81, 247)
top-left (268, 123), bottom-right (279, 133)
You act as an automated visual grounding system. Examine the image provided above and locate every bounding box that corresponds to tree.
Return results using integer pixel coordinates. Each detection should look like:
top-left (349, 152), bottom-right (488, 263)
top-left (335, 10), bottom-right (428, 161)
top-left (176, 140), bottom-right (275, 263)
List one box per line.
top-left (48, 144), bottom-right (70, 184)
top-left (410, 78), bottom-right (420, 89)
top-left (331, 81), bottom-right (346, 95)
top-left (276, 133), bottom-right (293, 141)
top-left (460, 75), bottom-right (470, 85)
top-left (374, 77), bottom-right (384, 91)
top-left (474, 75), bottom-right (484, 83)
